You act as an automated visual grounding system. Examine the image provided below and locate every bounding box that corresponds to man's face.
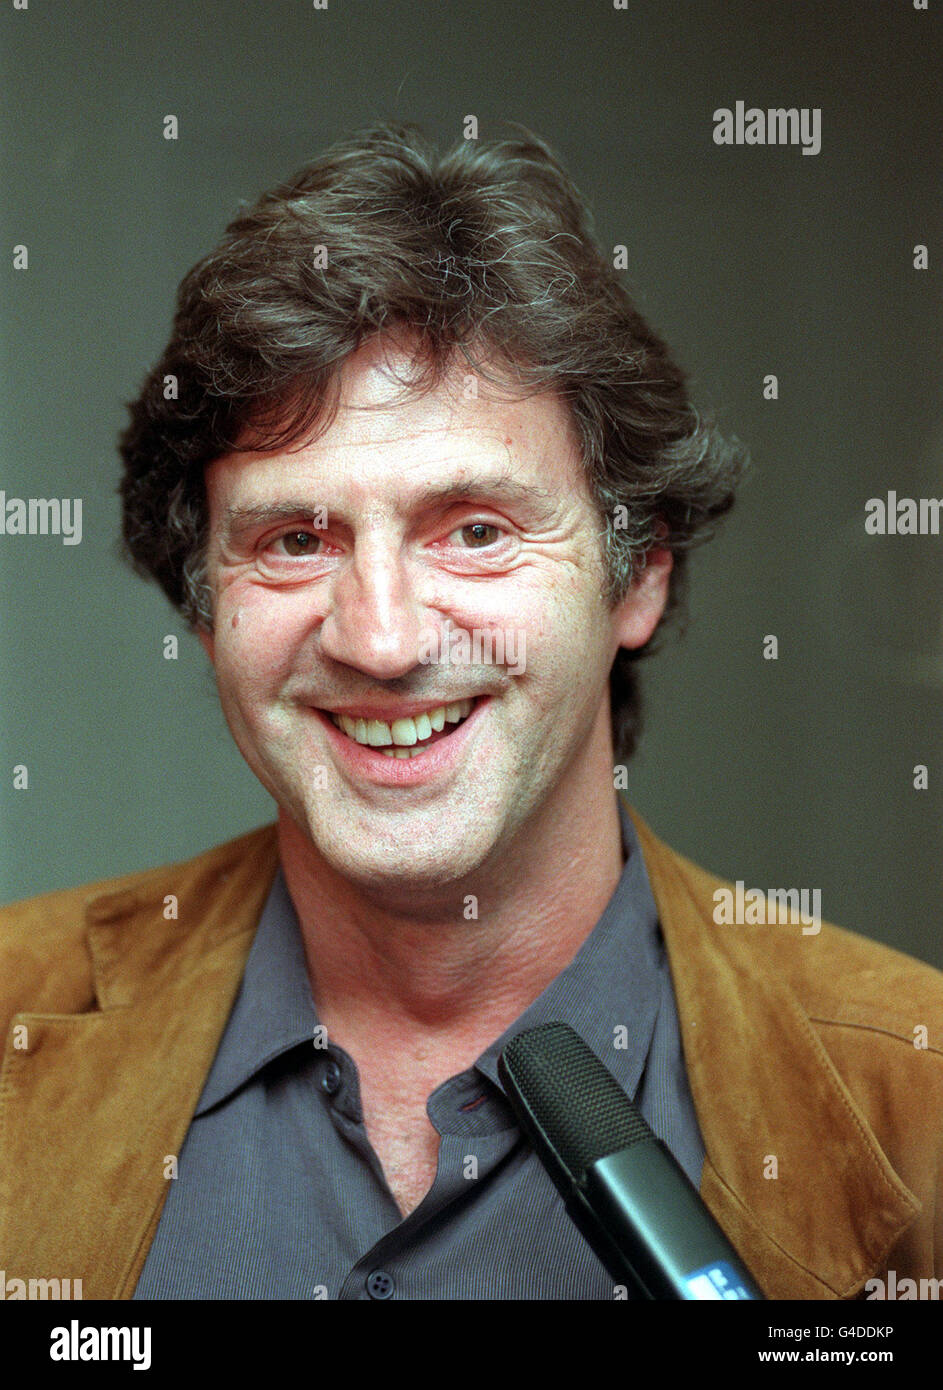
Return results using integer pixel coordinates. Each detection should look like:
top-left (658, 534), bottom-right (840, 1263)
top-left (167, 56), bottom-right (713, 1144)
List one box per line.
top-left (199, 336), bottom-right (669, 894)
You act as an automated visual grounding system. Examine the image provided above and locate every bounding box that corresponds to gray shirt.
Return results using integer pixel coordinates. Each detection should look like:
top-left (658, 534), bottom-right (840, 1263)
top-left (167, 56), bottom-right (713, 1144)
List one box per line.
top-left (134, 797), bottom-right (706, 1300)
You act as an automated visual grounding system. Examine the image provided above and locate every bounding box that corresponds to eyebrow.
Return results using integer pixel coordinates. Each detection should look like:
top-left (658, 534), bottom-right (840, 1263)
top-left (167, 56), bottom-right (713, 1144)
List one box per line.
top-left (220, 501), bottom-right (327, 542)
top-left (422, 474), bottom-right (554, 509)
top-left (218, 472), bottom-right (555, 542)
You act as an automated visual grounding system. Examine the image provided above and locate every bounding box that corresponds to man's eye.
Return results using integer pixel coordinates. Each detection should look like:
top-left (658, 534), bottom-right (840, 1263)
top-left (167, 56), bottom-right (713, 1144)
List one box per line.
top-left (451, 522), bottom-right (502, 548)
top-left (273, 531), bottom-right (320, 556)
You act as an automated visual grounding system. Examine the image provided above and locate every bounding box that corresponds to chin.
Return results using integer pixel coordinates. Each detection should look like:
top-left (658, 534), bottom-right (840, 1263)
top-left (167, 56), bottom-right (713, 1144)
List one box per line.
top-left (313, 820), bottom-right (487, 892)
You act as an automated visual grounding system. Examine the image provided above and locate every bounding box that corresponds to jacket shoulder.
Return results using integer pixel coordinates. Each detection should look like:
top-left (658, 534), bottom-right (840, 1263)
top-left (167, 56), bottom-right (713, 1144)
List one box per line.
top-left (0, 824), bottom-right (278, 1014)
top-left (634, 810), bottom-right (943, 1045)
top-left (1, 823), bottom-right (278, 935)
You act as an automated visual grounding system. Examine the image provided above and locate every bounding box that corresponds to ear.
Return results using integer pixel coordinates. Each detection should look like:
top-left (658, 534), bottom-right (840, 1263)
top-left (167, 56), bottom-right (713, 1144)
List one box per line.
top-left (612, 545), bottom-right (673, 651)
top-left (196, 626), bottom-right (215, 664)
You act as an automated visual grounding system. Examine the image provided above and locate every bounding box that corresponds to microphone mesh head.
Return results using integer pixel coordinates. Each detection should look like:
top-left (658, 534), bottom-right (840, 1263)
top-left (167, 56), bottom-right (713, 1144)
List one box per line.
top-left (501, 1021), bottom-right (653, 1179)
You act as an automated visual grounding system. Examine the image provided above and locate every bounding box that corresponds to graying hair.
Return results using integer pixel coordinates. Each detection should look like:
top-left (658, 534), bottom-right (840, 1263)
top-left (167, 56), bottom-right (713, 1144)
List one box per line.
top-left (119, 120), bottom-right (747, 760)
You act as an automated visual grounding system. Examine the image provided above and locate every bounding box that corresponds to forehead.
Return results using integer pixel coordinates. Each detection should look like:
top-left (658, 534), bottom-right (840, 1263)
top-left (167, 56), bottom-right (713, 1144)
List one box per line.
top-left (327, 335), bottom-right (572, 446)
top-left (206, 335), bottom-right (587, 508)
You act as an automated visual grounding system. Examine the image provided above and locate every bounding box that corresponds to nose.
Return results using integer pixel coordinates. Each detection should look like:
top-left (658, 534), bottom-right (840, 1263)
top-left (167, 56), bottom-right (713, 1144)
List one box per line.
top-left (317, 531), bottom-right (429, 680)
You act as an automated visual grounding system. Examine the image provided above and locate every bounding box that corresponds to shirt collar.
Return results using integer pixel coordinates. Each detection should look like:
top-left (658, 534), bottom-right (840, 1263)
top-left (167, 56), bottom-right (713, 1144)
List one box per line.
top-left (194, 797), bottom-right (662, 1116)
top-left (193, 867), bottom-right (318, 1115)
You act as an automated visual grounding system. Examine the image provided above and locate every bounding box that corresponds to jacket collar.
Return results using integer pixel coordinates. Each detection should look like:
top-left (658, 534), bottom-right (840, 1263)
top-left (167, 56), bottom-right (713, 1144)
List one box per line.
top-left (0, 808), bottom-right (919, 1299)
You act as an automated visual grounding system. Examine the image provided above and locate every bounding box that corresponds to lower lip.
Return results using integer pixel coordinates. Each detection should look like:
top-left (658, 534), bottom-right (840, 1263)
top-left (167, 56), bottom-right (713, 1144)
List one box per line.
top-left (310, 698), bottom-right (490, 785)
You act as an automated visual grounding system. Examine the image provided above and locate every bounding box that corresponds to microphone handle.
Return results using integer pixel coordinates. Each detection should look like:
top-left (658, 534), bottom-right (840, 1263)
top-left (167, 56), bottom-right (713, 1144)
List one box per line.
top-left (580, 1138), bottom-right (765, 1299)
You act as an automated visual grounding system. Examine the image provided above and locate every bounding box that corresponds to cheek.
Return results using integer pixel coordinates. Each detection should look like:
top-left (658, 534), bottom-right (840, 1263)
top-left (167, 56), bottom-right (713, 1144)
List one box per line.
top-left (541, 581), bottom-right (609, 651)
top-left (496, 569), bottom-right (583, 640)
top-left (215, 585), bottom-right (310, 678)
top-left (213, 617), bottom-right (294, 704)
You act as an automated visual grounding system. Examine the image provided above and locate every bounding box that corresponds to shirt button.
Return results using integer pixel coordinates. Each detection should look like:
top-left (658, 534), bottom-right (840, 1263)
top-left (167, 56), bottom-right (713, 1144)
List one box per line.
top-left (366, 1270), bottom-right (395, 1300)
top-left (320, 1060), bottom-right (342, 1095)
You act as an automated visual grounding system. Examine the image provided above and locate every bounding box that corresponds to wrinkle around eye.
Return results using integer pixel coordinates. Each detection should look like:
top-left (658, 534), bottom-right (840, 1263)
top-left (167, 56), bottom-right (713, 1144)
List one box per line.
top-left (432, 533), bottom-right (521, 575)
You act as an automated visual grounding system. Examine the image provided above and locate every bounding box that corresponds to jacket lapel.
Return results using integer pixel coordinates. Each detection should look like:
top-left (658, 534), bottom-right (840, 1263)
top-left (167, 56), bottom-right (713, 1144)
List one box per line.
top-left (0, 826), bottom-right (280, 1299)
top-left (626, 801), bottom-right (920, 1299)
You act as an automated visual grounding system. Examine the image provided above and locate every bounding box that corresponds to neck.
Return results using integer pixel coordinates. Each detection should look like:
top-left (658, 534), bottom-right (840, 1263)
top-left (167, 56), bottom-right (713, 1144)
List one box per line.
top-left (278, 747), bottom-right (626, 1051)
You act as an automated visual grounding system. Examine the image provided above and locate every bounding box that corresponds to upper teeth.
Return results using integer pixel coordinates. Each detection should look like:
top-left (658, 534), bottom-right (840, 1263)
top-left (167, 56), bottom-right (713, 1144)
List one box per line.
top-left (329, 699), bottom-right (474, 746)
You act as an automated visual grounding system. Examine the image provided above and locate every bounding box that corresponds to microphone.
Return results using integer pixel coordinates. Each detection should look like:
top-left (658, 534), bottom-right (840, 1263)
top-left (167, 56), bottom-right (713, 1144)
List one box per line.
top-left (498, 1021), bottom-right (765, 1300)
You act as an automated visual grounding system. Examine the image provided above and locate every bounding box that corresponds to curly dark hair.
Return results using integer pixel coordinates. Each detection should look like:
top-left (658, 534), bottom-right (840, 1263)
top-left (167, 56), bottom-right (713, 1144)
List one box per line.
top-left (118, 119), bottom-right (747, 762)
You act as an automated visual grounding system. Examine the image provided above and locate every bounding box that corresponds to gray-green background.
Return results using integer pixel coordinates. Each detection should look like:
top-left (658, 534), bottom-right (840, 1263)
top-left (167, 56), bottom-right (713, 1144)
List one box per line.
top-left (2, 1), bottom-right (941, 965)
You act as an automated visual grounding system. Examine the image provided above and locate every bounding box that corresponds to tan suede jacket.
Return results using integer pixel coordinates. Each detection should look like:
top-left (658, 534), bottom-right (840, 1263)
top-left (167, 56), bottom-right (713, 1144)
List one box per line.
top-left (1, 802), bottom-right (941, 1300)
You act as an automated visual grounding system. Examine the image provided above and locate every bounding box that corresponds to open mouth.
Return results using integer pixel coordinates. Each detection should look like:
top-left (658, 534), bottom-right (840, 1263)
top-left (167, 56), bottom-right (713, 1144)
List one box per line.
top-left (322, 697), bottom-right (480, 759)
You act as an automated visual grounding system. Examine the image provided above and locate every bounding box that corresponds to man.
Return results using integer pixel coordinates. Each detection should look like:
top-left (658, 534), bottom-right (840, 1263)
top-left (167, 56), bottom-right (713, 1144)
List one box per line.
top-left (2, 122), bottom-right (941, 1302)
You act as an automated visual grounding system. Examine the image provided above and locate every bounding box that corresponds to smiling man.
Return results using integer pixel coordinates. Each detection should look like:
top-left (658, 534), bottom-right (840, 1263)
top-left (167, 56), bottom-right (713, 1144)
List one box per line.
top-left (2, 121), bottom-right (942, 1302)
top-left (201, 340), bottom-right (651, 905)
top-left (194, 335), bottom-right (672, 1222)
